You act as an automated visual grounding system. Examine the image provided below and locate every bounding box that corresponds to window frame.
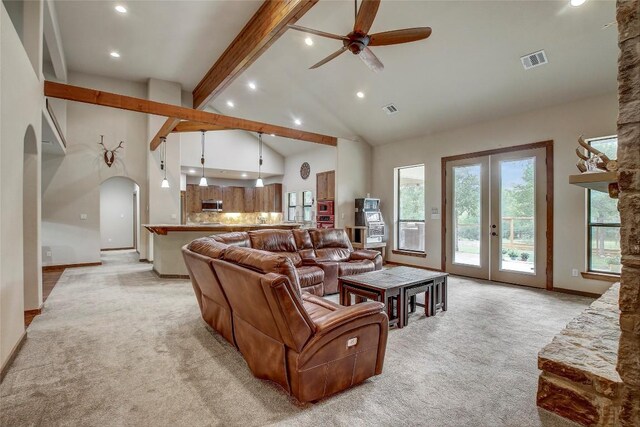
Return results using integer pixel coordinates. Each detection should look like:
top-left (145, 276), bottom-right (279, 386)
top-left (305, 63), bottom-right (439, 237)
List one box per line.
top-left (287, 192), bottom-right (297, 221)
top-left (586, 136), bottom-right (620, 275)
top-left (395, 164), bottom-right (426, 254)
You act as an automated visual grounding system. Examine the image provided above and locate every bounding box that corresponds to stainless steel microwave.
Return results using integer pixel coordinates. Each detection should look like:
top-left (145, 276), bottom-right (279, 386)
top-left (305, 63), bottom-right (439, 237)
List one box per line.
top-left (202, 200), bottom-right (223, 212)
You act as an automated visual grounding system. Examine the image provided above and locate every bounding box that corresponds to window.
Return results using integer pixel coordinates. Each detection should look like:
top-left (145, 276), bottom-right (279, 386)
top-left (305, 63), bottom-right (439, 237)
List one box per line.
top-left (287, 192), bottom-right (297, 221)
top-left (587, 136), bottom-right (621, 274)
top-left (396, 165), bottom-right (425, 252)
top-left (303, 191), bottom-right (313, 222)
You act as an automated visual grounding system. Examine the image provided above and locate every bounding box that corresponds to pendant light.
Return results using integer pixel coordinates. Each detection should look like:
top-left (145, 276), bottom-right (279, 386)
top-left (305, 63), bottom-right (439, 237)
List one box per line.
top-left (160, 137), bottom-right (170, 188)
top-left (199, 130), bottom-right (208, 187)
top-left (256, 132), bottom-right (264, 188)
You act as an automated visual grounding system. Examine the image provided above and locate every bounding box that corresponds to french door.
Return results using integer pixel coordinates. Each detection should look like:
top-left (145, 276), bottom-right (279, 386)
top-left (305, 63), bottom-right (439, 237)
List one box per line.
top-left (444, 145), bottom-right (550, 288)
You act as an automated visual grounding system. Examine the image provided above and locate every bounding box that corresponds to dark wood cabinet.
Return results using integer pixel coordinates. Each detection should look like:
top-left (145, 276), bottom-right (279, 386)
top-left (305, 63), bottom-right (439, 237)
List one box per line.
top-left (185, 183), bottom-right (282, 214)
top-left (316, 170), bottom-right (335, 201)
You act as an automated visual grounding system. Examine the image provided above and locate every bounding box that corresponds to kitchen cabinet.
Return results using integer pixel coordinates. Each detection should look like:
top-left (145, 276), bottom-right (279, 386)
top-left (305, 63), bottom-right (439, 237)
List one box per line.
top-left (185, 183), bottom-right (282, 214)
top-left (316, 170), bottom-right (335, 201)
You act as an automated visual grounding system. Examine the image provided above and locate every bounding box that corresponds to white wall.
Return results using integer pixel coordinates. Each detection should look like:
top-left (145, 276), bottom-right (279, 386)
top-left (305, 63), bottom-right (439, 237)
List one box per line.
top-left (281, 145), bottom-right (337, 222)
top-left (372, 92), bottom-right (618, 295)
top-left (41, 72), bottom-right (149, 265)
top-left (100, 177), bottom-right (136, 249)
top-left (336, 138), bottom-right (372, 229)
top-left (1, 2), bottom-right (43, 369)
top-left (180, 130), bottom-right (284, 176)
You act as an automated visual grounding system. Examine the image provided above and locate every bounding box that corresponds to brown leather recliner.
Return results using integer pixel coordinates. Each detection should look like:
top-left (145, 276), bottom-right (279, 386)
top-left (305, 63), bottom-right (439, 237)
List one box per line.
top-left (307, 229), bottom-right (383, 294)
top-left (207, 245), bottom-right (388, 402)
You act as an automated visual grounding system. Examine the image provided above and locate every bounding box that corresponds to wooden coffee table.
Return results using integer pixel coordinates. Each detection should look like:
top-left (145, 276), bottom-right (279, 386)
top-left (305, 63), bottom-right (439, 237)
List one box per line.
top-left (339, 266), bottom-right (449, 328)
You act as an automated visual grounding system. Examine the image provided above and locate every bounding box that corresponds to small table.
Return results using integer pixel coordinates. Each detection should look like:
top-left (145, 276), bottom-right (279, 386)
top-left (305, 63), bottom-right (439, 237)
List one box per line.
top-left (338, 266), bottom-right (449, 328)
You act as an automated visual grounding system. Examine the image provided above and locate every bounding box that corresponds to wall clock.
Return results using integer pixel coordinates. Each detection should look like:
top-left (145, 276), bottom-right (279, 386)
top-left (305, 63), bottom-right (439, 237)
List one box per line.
top-left (300, 162), bottom-right (311, 180)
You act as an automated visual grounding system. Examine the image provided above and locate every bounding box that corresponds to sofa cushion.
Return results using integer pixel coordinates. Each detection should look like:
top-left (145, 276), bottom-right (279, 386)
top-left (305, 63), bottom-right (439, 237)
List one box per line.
top-left (297, 266), bottom-right (324, 288)
top-left (309, 229), bottom-right (353, 262)
top-left (210, 232), bottom-right (250, 247)
top-left (293, 229), bottom-right (316, 261)
top-left (338, 260), bottom-right (376, 276)
top-left (187, 237), bottom-right (228, 259)
top-left (248, 230), bottom-right (303, 267)
top-left (223, 246), bottom-right (302, 294)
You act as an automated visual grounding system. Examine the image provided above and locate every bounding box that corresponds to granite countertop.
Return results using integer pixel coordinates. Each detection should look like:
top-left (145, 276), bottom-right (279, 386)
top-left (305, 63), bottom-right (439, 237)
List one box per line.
top-left (143, 223), bottom-right (303, 235)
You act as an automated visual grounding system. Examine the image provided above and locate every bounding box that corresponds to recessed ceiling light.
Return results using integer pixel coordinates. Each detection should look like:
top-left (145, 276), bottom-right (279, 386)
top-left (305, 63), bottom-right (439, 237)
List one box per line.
top-left (356, 91), bottom-right (365, 98)
top-left (270, 133), bottom-right (275, 137)
top-left (570, 0), bottom-right (586, 6)
top-left (294, 118), bottom-right (302, 126)
top-left (248, 82), bottom-right (257, 90)
top-left (226, 100), bottom-right (234, 108)
top-left (241, 173), bottom-right (248, 178)
top-left (115, 5), bottom-right (127, 13)
top-left (305, 37), bottom-right (313, 46)
top-left (189, 169), bottom-right (196, 174)
top-left (110, 51), bottom-right (120, 58)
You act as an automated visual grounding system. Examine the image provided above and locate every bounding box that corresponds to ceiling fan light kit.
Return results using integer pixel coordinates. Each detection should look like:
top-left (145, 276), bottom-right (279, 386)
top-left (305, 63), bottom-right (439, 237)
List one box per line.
top-left (288, 0), bottom-right (431, 72)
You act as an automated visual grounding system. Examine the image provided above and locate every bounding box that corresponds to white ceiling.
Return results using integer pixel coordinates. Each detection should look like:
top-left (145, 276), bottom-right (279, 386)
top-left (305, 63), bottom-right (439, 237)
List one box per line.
top-left (52, 0), bottom-right (618, 156)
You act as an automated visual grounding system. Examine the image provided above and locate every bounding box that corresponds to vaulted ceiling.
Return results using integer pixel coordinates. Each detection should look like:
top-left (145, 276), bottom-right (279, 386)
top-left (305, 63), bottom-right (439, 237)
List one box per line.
top-left (53, 0), bottom-right (618, 156)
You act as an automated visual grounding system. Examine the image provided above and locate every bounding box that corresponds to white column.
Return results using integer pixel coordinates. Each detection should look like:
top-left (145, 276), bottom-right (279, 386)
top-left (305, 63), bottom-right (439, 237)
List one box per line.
top-left (146, 79), bottom-right (182, 260)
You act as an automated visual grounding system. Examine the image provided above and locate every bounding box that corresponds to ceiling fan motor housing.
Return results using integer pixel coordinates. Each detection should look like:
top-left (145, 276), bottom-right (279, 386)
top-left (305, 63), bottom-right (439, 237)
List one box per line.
top-left (345, 33), bottom-right (370, 54)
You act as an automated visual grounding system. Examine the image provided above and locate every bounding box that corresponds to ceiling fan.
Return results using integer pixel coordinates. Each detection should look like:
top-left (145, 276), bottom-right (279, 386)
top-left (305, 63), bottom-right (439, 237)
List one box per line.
top-left (288, 0), bottom-right (432, 72)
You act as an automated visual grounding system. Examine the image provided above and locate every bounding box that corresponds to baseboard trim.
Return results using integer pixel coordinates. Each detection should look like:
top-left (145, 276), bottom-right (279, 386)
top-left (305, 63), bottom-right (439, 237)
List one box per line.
top-left (43, 262), bottom-right (102, 271)
top-left (101, 247), bottom-right (135, 251)
top-left (553, 287), bottom-right (601, 298)
top-left (0, 330), bottom-right (27, 383)
top-left (24, 303), bottom-right (44, 317)
top-left (385, 261), bottom-right (443, 272)
top-left (152, 268), bottom-right (190, 279)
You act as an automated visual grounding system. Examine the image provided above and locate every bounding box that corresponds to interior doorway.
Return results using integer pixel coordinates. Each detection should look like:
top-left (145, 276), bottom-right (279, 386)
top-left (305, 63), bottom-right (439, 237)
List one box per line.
top-left (442, 141), bottom-right (553, 289)
top-left (100, 177), bottom-right (140, 252)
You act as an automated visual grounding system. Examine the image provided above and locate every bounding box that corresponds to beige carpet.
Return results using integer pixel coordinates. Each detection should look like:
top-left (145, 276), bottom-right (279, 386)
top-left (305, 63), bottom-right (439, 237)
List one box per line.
top-left (1, 250), bottom-right (589, 426)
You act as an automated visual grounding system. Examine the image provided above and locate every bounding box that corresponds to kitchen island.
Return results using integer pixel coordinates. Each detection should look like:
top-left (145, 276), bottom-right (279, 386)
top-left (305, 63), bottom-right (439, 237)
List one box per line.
top-left (144, 223), bottom-right (302, 277)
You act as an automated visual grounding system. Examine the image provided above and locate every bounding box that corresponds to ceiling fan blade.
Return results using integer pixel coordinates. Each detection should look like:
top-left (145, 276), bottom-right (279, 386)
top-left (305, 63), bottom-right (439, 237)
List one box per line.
top-left (369, 27), bottom-right (432, 46)
top-left (288, 24), bottom-right (348, 41)
top-left (310, 46), bottom-right (349, 69)
top-left (354, 0), bottom-right (380, 34)
top-left (358, 46), bottom-right (384, 72)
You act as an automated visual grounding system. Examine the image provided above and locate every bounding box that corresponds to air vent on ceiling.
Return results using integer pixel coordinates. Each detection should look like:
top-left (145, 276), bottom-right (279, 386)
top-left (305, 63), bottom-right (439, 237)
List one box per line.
top-left (520, 50), bottom-right (548, 70)
top-left (382, 103), bottom-right (399, 115)
top-left (42, 140), bottom-right (52, 144)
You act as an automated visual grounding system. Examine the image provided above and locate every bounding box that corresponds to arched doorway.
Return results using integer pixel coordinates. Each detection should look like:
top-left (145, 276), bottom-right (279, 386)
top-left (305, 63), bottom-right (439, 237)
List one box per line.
top-left (100, 177), bottom-right (140, 253)
top-left (23, 125), bottom-right (42, 311)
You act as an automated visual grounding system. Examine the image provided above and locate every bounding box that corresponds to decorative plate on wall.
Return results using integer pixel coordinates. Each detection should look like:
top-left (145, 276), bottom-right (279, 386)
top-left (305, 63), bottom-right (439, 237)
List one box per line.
top-left (300, 162), bottom-right (311, 180)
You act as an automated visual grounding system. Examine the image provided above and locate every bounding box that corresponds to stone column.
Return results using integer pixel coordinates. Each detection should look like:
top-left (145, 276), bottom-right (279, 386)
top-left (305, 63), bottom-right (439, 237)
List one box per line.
top-left (615, 1), bottom-right (640, 425)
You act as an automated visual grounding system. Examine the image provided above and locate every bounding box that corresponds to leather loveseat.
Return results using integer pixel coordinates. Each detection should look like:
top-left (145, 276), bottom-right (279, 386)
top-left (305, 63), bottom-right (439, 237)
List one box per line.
top-left (182, 237), bottom-right (389, 402)
top-left (208, 228), bottom-right (382, 296)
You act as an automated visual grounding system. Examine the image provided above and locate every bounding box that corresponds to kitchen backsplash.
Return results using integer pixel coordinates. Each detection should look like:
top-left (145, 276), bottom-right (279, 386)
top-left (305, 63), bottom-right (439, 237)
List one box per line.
top-left (188, 212), bottom-right (284, 225)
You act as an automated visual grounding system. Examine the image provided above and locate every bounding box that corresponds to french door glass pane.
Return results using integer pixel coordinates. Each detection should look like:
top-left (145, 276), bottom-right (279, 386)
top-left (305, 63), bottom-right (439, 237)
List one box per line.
top-left (589, 226), bottom-right (621, 273)
top-left (452, 164), bottom-right (481, 266)
top-left (500, 158), bottom-right (535, 273)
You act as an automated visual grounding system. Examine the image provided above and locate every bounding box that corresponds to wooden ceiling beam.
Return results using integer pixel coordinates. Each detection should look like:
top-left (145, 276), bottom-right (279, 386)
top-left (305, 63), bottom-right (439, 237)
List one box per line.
top-left (44, 81), bottom-right (337, 148)
top-left (150, 0), bottom-right (318, 149)
top-left (172, 121), bottom-right (228, 133)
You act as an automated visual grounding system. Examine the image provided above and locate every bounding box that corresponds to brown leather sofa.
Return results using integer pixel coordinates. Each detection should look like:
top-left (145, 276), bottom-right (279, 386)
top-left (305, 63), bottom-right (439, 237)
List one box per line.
top-left (182, 238), bottom-right (389, 402)
top-left (209, 228), bottom-right (382, 296)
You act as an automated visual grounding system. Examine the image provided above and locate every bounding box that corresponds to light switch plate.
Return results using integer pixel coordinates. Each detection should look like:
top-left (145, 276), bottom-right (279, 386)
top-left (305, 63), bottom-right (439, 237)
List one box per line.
top-left (171, 214), bottom-right (177, 219)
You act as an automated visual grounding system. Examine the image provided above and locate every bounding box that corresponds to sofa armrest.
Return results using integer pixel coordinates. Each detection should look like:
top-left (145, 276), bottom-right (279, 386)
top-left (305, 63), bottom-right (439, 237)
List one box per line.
top-left (349, 250), bottom-right (383, 270)
top-left (302, 293), bottom-right (341, 311)
top-left (313, 301), bottom-right (385, 333)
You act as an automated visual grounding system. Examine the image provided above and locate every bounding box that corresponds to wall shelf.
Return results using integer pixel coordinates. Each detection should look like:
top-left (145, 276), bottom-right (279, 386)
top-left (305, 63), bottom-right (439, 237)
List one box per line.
top-left (568, 171), bottom-right (617, 193)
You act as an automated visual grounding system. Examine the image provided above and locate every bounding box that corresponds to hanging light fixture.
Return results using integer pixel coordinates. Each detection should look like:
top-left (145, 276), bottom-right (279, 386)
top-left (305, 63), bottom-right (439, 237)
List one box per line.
top-left (199, 130), bottom-right (208, 187)
top-left (160, 137), bottom-right (170, 188)
top-left (256, 132), bottom-right (264, 188)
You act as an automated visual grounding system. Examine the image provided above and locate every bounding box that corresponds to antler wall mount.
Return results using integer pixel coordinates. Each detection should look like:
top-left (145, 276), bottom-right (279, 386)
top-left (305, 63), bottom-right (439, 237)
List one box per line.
top-left (99, 135), bottom-right (124, 168)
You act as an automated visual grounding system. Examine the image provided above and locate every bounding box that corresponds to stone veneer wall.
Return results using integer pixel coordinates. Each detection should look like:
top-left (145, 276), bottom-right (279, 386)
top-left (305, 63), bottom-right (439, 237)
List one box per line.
top-left (537, 284), bottom-right (623, 426)
top-left (616, 1), bottom-right (640, 426)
